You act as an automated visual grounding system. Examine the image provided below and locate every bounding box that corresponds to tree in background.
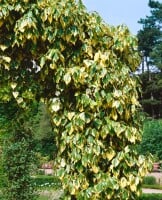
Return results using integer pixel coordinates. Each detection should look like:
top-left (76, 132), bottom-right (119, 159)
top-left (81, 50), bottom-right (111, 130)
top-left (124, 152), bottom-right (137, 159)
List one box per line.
top-left (149, 0), bottom-right (162, 71)
top-left (29, 103), bottom-right (57, 160)
top-left (138, 119), bottom-right (162, 161)
top-left (0, 0), bottom-right (152, 199)
top-left (137, 0), bottom-right (162, 118)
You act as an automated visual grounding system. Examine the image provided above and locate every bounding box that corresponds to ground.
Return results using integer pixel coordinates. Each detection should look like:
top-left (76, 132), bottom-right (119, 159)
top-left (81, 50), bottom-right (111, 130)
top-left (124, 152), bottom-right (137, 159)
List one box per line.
top-left (142, 188), bottom-right (162, 194)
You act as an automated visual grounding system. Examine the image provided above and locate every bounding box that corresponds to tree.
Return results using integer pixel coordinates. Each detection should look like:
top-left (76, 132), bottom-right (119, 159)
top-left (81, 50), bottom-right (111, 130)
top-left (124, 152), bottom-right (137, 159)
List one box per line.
top-left (150, 42), bottom-right (162, 71)
top-left (139, 71), bottom-right (162, 118)
top-left (29, 103), bottom-right (57, 160)
top-left (149, 0), bottom-right (162, 72)
top-left (138, 119), bottom-right (162, 161)
top-left (0, 0), bottom-right (152, 199)
top-left (137, 0), bottom-right (162, 118)
top-left (138, 0), bottom-right (162, 73)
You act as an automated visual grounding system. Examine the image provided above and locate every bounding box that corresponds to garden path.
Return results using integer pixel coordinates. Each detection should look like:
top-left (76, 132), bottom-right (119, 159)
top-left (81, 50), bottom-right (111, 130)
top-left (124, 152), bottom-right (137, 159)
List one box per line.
top-left (142, 188), bottom-right (162, 194)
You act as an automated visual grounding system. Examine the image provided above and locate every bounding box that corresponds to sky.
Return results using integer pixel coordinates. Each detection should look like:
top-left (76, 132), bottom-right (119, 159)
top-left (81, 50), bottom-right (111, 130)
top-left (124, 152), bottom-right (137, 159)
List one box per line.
top-left (82, 0), bottom-right (162, 35)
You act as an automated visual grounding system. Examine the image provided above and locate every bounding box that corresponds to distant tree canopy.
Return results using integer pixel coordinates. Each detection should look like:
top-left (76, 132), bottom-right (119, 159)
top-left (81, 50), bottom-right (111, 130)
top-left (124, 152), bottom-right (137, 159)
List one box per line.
top-left (29, 103), bottom-right (56, 159)
top-left (0, 0), bottom-right (152, 199)
top-left (137, 0), bottom-right (162, 118)
top-left (138, 119), bottom-right (162, 161)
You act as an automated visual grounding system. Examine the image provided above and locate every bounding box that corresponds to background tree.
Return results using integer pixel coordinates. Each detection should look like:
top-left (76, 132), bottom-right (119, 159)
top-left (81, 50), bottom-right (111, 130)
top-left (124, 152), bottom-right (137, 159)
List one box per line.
top-left (29, 103), bottom-right (57, 160)
top-left (0, 0), bottom-right (152, 199)
top-left (137, 0), bottom-right (162, 118)
top-left (138, 119), bottom-right (162, 161)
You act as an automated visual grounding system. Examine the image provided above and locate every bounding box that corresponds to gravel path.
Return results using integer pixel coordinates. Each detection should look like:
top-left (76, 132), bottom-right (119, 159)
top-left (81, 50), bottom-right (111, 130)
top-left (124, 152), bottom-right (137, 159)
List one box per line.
top-left (142, 188), bottom-right (162, 194)
top-left (39, 188), bottom-right (162, 199)
top-left (39, 189), bottom-right (63, 200)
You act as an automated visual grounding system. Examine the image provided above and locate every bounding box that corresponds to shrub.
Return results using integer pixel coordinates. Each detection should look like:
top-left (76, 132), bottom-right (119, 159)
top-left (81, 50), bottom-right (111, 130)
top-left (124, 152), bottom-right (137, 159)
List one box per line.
top-left (3, 115), bottom-right (37, 200)
top-left (143, 176), bottom-right (157, 185)
top-left (37, 169), bottom-right (45, 176)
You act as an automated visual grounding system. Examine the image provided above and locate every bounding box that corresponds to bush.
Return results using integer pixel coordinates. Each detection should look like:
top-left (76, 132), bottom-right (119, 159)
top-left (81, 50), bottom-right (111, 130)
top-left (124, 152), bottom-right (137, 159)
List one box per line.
top-left (139, 194), bottom-right (162, 200)
top-left (3, 125), bottom-right (36, 200)
top-left (37, 169), bottom-right (45, 176)
top-left (143, 176), bottom-right (157, 185)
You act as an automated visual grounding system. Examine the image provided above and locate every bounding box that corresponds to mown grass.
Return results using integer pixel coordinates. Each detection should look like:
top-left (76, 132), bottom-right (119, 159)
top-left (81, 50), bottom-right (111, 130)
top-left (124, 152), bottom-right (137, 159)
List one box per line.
top-left (139, 193), bottom-right (162, 200)
top-left (143, 184), bottom-right (162, 190)
top-left (37, 196), bottom-right (48, 200)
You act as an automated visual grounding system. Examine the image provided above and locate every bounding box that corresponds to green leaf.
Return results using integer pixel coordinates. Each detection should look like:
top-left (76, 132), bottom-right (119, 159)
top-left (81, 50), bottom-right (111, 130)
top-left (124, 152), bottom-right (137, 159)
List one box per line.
top-left (40, 56), bottom-right (46, 68)
top-left (12, 91), bottom-right (19, 98)
top-left (63, 72), bottom-right (71, 85)
top-left (2, 56), bottom-right (11, 63)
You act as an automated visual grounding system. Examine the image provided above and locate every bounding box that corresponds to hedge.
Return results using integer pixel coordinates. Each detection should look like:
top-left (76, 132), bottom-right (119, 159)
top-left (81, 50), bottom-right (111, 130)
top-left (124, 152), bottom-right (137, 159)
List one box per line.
top-left (143, 176), bottom-right (157, 185)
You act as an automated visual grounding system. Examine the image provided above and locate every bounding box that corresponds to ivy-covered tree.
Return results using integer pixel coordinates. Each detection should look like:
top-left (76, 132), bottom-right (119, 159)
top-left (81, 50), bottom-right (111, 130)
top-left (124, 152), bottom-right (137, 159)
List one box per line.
top-left (0, 0), bottom-right (152, 199)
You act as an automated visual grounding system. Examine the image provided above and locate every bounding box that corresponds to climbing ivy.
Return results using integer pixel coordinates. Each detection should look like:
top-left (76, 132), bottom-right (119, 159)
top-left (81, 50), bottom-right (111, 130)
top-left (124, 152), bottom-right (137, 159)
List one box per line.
top-left (0, 0), bottom-right (152, 199)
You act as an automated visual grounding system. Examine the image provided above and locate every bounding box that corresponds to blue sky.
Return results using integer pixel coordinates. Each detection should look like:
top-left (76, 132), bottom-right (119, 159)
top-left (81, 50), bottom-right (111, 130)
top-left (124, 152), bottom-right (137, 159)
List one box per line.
top-left (82, 0), bottom-right (162, 35)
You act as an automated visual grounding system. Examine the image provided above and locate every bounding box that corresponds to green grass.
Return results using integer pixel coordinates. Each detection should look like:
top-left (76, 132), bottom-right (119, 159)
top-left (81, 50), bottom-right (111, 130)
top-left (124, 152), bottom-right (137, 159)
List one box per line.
top-left (143, 184), bottom-right (162, 190)
top-left (32, 175), bottom-right (61, 191)
top-left (37, 196), bottom-right (48, 200)
top-left (139, 193), bottom-right (162, 200)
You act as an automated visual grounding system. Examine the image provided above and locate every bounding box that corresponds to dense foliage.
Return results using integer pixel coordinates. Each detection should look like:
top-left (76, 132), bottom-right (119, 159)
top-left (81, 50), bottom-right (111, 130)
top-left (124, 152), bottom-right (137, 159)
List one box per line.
top-left (138, 119), bottom-right (162, 160)
top-left (2, 110), bottom-right (37, 200)
top-left (30, 103), bottom-right (57, 160)
top-left (0, 0), bottom-right (152, 199)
